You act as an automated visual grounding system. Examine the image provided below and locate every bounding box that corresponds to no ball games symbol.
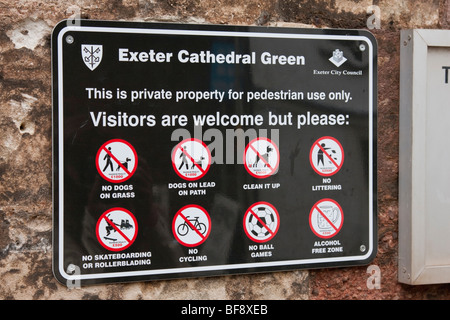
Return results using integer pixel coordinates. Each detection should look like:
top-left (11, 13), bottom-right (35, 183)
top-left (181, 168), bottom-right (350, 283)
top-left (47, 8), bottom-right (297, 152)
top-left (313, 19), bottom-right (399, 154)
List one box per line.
top-left (172, 138), bottom-right (211, 181)
top-left (96, 139), bottom-right (138, 183)
top-left (172, 205), bottom-right (211, 247)
top-left (243, 202), bottom-right (280, 243)
top-left (309, 136), bottom-right (344, 176)
top-left (309, 198), bottom-right (343, 239)
top-left (96, 207), bottom-right (138, 251)
top-left (244, 137), bottom-right (280, 178)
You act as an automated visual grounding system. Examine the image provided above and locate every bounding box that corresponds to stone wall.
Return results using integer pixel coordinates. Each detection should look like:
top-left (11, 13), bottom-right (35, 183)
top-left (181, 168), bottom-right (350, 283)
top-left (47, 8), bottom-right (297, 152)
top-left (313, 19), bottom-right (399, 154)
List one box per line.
top-left (0, 0), bottom-right (449, 300)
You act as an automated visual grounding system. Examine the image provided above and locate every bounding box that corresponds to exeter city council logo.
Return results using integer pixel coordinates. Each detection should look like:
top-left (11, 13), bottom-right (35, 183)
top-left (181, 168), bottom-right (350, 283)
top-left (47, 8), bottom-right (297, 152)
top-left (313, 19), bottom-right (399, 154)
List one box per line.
top-left (329, 49), bottom-right (347, 67)
top-left (81, 44), bottom-right (103, 71)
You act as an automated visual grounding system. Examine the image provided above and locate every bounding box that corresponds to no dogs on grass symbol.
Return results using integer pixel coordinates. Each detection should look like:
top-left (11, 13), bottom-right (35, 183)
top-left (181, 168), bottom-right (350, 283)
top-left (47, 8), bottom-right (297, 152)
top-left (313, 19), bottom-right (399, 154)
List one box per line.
top-left (172, 138), bottom-right (211, 181)
top-left (96, 139), bottom-right (138, 183)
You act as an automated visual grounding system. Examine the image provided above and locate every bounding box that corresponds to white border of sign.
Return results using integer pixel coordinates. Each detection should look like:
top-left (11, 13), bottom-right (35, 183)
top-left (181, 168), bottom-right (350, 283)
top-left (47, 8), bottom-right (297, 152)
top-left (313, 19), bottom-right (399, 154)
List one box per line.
top-left (55, 23), bottom-right (375, 282)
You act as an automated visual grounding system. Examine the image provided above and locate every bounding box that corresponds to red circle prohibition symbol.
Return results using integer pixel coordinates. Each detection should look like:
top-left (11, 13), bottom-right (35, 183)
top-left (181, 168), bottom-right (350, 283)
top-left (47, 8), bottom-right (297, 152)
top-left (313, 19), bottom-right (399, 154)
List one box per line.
top-left (243, 137), bottom-right (280, 179)
top-left (243, 201), bottom-right (280, 243)
top-left (309, 136), bottom-right (344, 176)
top-left (96, 207), bottom-right (138, 251)
top-left (171, 138), bottom-right (211, 181)
top-left (96, 139), bottom-right (138, 183)
top-left (309, 198), bottom-right (343, 239)
top-left (172, 204), bottom-right (211, 247)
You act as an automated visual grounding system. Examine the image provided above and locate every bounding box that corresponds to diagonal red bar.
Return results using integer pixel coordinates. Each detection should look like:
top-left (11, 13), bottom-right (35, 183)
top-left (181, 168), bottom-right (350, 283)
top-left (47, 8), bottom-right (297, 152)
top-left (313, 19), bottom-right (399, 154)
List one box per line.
top-left (178, 211), bottom-right (206, 239)
top-left (104, 215), bottom-right (132, 243)
top-left (314, 205), bottom-right (338, 231)
top-left (180, 145), bottom-right (205, 173)
top-left (249, 143), bottom-right (273, 172)
top-left (102, 146), bottom-right (131, 175)
top-left (249, 208), bottom-right (274, 236)
top-left (316, 141), bottom-right (341, 170)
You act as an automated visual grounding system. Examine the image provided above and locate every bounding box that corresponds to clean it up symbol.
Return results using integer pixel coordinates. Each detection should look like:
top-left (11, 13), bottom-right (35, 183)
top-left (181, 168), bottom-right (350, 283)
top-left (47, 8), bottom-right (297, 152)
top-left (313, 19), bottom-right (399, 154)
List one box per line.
top-left (81, 44), bottom-right (103, 71)
top-left (329, 49), bottom-right (347, 67)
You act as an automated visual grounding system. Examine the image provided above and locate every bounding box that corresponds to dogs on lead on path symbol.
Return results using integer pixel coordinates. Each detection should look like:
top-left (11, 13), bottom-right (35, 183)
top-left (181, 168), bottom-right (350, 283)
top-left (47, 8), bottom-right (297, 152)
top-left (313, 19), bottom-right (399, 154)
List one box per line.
top-left (252, 145), bottom-right (273, 168)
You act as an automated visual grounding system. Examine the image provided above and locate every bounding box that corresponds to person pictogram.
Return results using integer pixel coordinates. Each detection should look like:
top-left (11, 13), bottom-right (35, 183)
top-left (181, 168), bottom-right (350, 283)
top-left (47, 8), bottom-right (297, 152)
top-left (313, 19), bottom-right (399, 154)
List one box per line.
top-left (178, 146), bottom-right (189, 170)
top-left (103, 147), bottom-right (114, 172)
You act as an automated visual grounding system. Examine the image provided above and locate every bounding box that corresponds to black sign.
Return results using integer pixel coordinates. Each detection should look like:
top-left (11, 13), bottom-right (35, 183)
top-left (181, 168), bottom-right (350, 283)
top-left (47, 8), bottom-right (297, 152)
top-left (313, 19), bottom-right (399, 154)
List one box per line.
top-left (52, 20), bottom-right (377, 286)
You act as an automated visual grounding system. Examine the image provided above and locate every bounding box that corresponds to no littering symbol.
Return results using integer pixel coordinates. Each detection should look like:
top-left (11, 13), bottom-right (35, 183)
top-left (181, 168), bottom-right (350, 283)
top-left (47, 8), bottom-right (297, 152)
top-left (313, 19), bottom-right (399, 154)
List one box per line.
top-left (96, 139), bottom-right (138, 183)
top-left (309, 136), bottom-right (344, 176)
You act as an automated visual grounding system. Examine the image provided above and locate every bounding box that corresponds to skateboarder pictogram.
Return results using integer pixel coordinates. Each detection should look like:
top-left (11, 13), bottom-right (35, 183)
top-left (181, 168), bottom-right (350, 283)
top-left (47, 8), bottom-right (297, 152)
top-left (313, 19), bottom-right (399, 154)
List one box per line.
top-left (96, 208), bottom-right (138, 251)
top-left (96, 139), bottom-right (138, 183)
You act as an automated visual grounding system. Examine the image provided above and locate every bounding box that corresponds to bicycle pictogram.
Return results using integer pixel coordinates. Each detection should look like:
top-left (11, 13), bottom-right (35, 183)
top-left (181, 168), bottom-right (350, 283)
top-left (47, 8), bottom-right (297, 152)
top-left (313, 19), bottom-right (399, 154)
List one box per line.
top-left (172, 205), bottom-right (211, 247)
top-left (177, 216), bottom-right (207, 236)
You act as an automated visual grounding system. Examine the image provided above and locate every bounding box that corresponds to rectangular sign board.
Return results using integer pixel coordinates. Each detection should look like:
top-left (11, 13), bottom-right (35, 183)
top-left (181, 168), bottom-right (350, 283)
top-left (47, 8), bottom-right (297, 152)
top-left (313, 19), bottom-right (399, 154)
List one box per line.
top-left (52, 20), bottom-right (377, 286)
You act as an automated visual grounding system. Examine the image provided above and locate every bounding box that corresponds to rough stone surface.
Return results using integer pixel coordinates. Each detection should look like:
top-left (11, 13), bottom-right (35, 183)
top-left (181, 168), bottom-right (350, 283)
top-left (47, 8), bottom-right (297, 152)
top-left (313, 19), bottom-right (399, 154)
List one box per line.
top-left (0, 0), bottom-right (450, 300)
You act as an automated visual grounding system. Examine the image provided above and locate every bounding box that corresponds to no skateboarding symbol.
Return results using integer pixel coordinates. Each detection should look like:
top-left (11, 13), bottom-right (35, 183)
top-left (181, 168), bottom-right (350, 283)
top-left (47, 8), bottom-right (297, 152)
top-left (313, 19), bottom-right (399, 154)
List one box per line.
top-left (172, 205), bottom-right (211, 247)
top-left (309, 136), bottom-right (344, 176)
top-left (96, 139), bottom-right (138, 183)
top-left (243, 202), bottom-right (280, 243)
top-left (244, 138), bottom-right (280, 178)
top-left (96, 207), bottom-right (138, 251)
top-left (172, 138), bottom-right (211, 181)
top-left (309, 199), bottom-right (343, 239)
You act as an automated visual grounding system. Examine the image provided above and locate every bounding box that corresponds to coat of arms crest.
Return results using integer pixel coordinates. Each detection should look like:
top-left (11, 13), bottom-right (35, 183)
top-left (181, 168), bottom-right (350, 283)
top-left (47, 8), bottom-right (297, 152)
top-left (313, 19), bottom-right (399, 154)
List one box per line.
top-left (81, 44), bottom-right (103, 71)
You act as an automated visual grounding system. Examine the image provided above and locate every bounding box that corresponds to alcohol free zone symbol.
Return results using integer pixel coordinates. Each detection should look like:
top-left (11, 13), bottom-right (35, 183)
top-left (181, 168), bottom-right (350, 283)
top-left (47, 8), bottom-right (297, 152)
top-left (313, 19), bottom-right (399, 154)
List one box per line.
top-left (309, 136), bottom-right (344, 176)
top-left (96, 139), bottom-right (138, 183)
top-left (172, 138), bottom-right (211, 181)
top-left (309, 199), bottom-right (343, 239)
top-left (96, 207), bottom-right (138, 251)
top-left (244, 137), bottom-right (280, 178)
top-left (172, 205), bottom-right (211, 247)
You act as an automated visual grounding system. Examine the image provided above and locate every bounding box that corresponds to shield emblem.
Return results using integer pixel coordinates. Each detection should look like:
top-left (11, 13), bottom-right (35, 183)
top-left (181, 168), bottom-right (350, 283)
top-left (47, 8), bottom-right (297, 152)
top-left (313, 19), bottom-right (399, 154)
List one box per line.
top-left (81, 44), bottom-right (103, 71)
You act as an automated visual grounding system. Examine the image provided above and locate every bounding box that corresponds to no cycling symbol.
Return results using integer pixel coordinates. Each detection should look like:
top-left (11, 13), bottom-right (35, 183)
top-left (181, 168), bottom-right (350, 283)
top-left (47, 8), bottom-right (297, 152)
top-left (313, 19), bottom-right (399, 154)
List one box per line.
top-left (309, 136), bottom-right (344, 176)
top-left (243, 137), bottom-right (280, 178)
top-left (172, 138), bottom-right (211, 181)
top-left (96, 207), bottom-right (138, 251)
top-left (172, 205), bottom-right (211, 247)
top-left (96, 139), bottom-right (138, 183)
